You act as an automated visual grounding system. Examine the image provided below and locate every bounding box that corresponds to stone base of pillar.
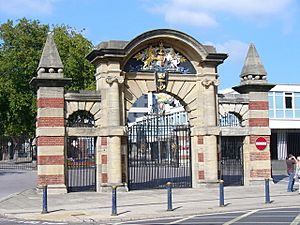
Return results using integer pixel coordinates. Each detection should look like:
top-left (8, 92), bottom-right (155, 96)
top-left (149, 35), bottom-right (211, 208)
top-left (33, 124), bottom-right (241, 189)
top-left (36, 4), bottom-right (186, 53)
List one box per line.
top-left (248, 178), bottom-right (273, 186)
top-left (37, 184), bottom-right (67, 194)
top-left (195, 181), bottom-right (219, 188)
top-left (98, 184), bottom-right (128, 192)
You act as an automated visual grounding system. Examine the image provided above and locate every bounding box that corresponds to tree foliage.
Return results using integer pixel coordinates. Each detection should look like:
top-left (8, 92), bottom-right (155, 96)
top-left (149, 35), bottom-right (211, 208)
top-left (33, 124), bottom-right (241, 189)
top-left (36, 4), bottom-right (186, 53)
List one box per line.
top-left (0, 18), bottom-right (95, 137)
top-left (53, 25), bottom-right (96, 90)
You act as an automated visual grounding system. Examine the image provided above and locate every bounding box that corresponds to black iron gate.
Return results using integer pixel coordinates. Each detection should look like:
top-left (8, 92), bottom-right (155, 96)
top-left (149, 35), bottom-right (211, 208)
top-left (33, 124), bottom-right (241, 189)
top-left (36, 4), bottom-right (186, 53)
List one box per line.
top-left (128, 114), bottom-right (192, 190)
top-left (67, 137), bottom-right (96, 192)
top-left (219, 136), bottom-right (244, 186)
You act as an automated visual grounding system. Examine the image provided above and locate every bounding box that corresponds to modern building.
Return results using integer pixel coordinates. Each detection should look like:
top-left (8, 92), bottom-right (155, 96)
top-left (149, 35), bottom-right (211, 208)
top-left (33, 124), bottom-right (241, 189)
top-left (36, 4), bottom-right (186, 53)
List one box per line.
top-left (268, 85), bottom-right (300, 161)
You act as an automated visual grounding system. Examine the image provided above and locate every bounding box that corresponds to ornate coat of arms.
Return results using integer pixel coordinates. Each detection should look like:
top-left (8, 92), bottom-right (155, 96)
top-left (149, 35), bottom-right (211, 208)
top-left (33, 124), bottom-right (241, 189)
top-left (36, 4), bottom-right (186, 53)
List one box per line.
top-left (126, 42), bottom-right (194, 74)
top-left (124, 42), bottom-right (196, 92)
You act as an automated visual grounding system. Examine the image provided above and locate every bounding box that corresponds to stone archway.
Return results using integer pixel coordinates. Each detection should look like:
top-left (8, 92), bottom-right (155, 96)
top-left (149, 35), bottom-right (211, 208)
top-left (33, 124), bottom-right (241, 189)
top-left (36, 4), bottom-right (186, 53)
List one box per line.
top-left (116, 30), bottom-right (227, 188)
top-left (83, 29), bottom-right (226, 190)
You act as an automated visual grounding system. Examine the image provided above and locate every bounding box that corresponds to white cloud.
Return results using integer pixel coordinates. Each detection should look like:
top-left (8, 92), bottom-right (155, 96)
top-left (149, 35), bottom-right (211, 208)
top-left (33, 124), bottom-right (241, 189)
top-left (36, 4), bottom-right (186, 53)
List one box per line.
top-left (206, 40), bottom-right (249, 63)
top-left (0, 0), bottom-right (57, 16)
top-left (147, 0), bottom-right (296, 28)
top-left (171, 0), bottom-right (294, 17)
top-left (164, 9), bottom-right (217, 27)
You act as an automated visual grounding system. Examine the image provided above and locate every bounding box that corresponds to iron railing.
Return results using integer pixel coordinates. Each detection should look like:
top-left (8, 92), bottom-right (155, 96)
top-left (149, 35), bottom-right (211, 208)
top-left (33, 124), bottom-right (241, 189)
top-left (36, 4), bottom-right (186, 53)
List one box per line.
top-left (219, 113), bottom-right (242, 127)
top-left (128, 113), bottom-right (192, 190)
top-left (0, 136), bottom-right (36, 170)
top-left (66, 137), bottom-right (96, 192)
top-left (220, 136), bottom-right (244, 186)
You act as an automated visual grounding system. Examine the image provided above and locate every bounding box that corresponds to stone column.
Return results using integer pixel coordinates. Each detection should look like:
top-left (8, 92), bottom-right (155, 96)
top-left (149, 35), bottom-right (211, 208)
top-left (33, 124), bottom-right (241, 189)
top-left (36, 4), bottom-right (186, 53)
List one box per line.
top-left (201, 76), bottom-right (219, 127)
top-left (201, 75), bottom-right (220, 184)
top-left (106, 75), bottom-right (124, 185)
top-left (108, 136), bottom-right (122, 184)
top-left (106, 75), bottom-right (124, 126)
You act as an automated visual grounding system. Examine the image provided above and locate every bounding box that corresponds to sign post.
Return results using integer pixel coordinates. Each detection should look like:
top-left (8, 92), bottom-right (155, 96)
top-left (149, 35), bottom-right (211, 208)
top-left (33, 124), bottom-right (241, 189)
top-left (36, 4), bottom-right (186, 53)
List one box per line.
top-left (255, 137), bottom-right (267, 150)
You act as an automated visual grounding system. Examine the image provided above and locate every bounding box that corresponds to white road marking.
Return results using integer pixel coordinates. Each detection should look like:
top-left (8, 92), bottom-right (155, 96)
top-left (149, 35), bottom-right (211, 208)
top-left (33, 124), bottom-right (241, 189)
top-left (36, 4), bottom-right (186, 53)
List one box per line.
top-left (0, 218), bottom-right (68, 225)
top-left (223, 209), bottom-right (258, 225)
top-left (169, 215), bottom-right (196, 224)
top-left (290, 213), bottom-right (300, 225)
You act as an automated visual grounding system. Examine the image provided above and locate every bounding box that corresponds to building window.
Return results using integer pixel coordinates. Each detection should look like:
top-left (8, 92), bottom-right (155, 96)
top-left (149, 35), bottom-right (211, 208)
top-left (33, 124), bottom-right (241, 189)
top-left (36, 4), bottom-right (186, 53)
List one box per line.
top-left (285, 93), bottom-right (293, 109)
top-left (269, 91), bottom-right (300, 119)
top-left (268, 92), bottom-right (274, 118)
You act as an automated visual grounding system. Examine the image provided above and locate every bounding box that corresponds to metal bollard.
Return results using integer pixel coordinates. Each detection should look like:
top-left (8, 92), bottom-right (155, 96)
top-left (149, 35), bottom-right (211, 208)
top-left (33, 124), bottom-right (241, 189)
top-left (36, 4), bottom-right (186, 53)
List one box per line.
top-left (42, 185), bottom-right (48, 214)
top-left (111, 186), bottom-right (117, 216)
top-left (166, 182), bottom-right (173, 211)
top-left (219, 180), bottom-right (225, 207)
top-left (265, 178), bottom-right (271, 204)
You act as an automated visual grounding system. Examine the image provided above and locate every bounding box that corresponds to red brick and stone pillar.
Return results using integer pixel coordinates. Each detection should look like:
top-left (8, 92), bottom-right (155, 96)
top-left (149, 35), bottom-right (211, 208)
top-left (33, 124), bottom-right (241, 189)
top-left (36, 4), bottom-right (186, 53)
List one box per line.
top-left (248, 92), bottom-right (272, 184)
top-left (233, 43), bottom-right (275, 185)
top-left (30, 33), bottom-right (71, 193)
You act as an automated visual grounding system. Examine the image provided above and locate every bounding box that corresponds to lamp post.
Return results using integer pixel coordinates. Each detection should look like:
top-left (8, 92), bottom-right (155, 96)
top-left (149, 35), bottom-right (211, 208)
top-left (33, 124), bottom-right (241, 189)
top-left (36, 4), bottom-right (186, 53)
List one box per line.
top-left (7, 141), bottom-right (12, 160)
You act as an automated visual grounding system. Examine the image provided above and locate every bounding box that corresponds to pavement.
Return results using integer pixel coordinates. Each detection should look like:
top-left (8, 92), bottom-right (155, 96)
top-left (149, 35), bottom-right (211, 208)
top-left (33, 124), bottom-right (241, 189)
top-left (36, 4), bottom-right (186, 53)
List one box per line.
top-left (0, 174), bottom-right (300, 224)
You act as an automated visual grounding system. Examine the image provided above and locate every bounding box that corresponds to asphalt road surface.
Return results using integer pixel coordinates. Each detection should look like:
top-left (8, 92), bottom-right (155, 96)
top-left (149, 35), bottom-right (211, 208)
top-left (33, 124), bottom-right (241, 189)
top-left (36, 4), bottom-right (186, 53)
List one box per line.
top-left (0, 217), bottom-right (68, 225)
top-left (0, 169), bottom-right (36, 200)
top-left (116, 207), bottom-right (300, 225)
top-left (1, 207), bottom-right (300, 224)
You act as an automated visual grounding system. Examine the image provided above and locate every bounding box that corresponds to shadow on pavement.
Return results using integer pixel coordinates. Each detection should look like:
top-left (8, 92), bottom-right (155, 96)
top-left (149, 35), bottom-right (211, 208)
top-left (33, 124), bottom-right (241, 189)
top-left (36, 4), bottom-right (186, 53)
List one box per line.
top-left (0, 171), bottom-right (26, 176)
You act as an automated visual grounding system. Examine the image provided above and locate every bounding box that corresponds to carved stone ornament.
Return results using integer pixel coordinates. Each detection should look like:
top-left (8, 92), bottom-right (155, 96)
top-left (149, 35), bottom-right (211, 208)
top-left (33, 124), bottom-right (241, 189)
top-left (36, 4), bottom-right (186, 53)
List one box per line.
top-left (123, 126), bottom-right (128, 134)
top-left (105, 76), bottom-right (124, 85)
top-left (155, 71), bottom-right (169, 92)
top-left (201, 78), bottom-right (220, 89)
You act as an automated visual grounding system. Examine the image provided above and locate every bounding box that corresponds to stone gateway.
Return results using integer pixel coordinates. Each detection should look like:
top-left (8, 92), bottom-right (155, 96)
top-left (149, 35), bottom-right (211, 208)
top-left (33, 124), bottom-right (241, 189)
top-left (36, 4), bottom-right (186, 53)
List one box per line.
top-left (31, 29), bottom-right (274, 193)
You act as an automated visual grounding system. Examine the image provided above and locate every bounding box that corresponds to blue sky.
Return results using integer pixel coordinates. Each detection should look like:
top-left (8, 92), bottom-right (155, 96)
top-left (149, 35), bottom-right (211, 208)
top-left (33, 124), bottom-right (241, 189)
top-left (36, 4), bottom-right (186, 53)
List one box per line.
top-left (0, 0), bottom-right (299, 89)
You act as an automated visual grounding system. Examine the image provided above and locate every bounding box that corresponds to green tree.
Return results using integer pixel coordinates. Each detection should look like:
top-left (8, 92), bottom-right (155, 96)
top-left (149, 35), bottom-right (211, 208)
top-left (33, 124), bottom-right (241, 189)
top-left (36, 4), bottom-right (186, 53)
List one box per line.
top-left (53, 26), bottom-right (96, 90)
top-left (0, 18), bottom-right (95, 137)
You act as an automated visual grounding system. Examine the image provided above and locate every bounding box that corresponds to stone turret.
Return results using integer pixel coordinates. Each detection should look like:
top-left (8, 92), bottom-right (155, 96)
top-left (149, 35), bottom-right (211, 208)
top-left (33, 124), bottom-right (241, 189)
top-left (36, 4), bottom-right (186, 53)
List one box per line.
top-left (239, 43), bottom-right (267, 85)
top-left (233, 43), bottom-right (274, 185)
top-left (37, 32), bottom-right (63, 73)
top-left (31, 32), bottom-right (71, 193)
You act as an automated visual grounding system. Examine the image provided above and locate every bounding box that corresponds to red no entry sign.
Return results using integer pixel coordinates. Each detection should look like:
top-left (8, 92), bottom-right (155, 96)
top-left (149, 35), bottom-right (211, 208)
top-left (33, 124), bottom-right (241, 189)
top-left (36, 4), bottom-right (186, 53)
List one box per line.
top-left (255, 137), bottom-right (267, 150)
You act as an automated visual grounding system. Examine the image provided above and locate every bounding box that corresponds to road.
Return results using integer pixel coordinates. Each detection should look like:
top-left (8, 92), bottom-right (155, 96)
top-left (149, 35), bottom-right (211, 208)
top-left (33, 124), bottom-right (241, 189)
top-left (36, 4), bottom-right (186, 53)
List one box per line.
top-left (117, 207), bottom-right (300, 225)
top-left (0, 169), bottom-right (36, 200)
top-left (0, 217), bottom-right (68, 225)
top-left (0, 204), bottom-right (299, 224)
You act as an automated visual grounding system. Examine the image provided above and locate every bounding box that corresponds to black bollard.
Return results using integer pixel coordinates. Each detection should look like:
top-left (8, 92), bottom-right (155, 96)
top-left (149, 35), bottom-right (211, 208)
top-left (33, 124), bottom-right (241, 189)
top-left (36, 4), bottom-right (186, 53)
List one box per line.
top-left (42, 185), bottom-right (48, 214)
top-left (265, 178), bottom-right (271, 204)
top-left (166, 182), bottom-right (173, 211)
top-left (111, 186), bottom-right (117, 216)
top-left (219, 180), bottom-right (225, 207)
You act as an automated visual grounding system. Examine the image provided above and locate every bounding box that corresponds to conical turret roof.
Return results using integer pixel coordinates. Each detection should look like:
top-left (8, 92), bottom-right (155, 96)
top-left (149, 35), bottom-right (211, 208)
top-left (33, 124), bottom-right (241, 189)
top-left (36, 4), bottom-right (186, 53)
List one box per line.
top-left (240, 43), bottom-right (266, 79)
top-left (37, 32), bottom-right (63, 70)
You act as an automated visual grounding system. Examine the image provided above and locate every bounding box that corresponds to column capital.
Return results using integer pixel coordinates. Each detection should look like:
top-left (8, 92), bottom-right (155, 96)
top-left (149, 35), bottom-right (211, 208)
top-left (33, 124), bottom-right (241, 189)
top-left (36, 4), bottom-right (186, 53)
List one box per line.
top-left (201, 78), bottom-right (219, 89)
top-left (106, 75), bottom-right (124, 85)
